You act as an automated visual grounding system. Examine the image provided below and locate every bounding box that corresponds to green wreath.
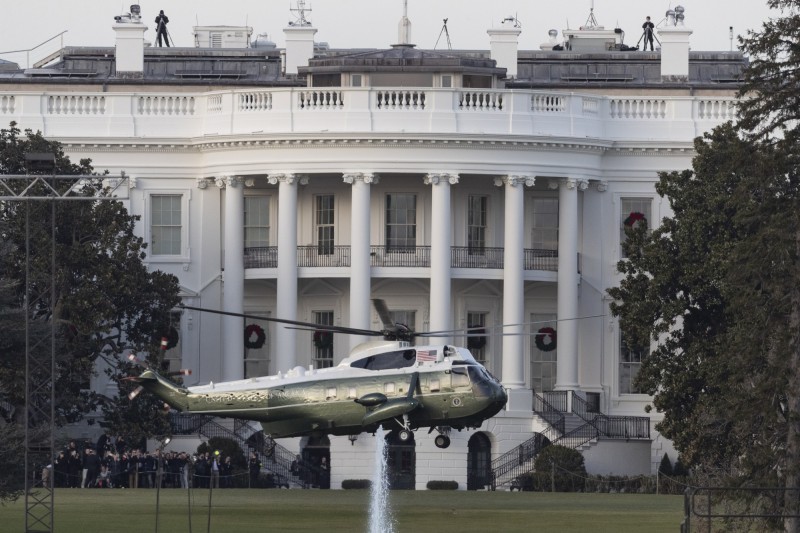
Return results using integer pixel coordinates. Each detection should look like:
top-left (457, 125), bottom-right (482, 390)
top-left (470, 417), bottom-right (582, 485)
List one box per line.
top-left (244, 324), bottom-right (266, 349)
top-left (313, 330), bottom-right (334, 349)
top-left (535, 327), bottom-right (557, 352)
top-left (623, 211), bottom-right (646, 228)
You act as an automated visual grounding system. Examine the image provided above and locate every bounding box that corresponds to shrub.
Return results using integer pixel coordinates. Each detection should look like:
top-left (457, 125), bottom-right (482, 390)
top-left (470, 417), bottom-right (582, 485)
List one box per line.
top-left (197, 437), bottom-right (246, 470)
top-left (342, 479), bottom-right (371, 489)
top-left (426, 480), bottom-right (458, 490)
top-left (531, 445), bottom-right (588, 492)
top-left (658, 453), bottom-right (673, 476)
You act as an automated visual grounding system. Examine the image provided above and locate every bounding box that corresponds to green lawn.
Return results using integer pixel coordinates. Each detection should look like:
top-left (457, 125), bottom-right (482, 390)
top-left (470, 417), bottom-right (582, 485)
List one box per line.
top-left (1, 489), bottom-right (684, 532)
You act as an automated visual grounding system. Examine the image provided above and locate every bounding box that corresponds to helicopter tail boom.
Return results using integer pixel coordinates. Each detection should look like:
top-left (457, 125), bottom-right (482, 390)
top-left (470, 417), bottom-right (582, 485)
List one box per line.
top-left (128, 369), bottom-right (191, 411)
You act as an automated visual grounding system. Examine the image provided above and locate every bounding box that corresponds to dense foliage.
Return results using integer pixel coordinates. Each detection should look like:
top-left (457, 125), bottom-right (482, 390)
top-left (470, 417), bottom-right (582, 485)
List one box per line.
top-left (0, 122), bottom-right (182, 499)
top-left (609, 2), bottom-right (800, 527)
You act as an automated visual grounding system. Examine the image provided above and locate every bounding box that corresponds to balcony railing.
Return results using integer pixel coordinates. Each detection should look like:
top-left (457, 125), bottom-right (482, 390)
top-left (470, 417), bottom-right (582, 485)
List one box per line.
top-left (243, 245), bottom-right (565, 271)
top-left (370, 245), bottom-right (431, 267)
top-left (297, 245), bottom-right (351, 267)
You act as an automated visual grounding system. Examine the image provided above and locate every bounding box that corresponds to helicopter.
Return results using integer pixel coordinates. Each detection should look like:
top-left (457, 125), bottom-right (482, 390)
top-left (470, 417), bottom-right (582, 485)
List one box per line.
top-left (127, 300), bottom-right (508, 449)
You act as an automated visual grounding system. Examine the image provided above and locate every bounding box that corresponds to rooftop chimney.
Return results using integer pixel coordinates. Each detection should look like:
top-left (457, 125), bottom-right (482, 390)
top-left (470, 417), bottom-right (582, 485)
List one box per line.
top-left (487, 17), bottom-right (522, 79)
top-left (113, 5), bottom-right (147, 77)
top-left (397, 0), bottom-right (413, 46)
top-left (283, 1), bottom-right (317, 75)
top-left (658, 5), bottom-right (693, 81)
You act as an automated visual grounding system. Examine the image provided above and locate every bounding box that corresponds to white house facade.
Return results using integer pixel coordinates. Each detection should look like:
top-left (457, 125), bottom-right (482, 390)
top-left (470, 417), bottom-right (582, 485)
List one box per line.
top-left (0, 5), bottom-right (744, 489)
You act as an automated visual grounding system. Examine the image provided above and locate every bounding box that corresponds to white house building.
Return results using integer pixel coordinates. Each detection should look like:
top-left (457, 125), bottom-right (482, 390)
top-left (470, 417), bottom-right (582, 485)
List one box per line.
top-left (0, 4), bottom-right (744, 489)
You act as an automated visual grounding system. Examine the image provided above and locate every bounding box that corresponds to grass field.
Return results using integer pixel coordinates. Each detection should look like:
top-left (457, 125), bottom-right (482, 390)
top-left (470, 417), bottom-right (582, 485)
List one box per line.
top-left (0, 488), bottom-right (684, 532)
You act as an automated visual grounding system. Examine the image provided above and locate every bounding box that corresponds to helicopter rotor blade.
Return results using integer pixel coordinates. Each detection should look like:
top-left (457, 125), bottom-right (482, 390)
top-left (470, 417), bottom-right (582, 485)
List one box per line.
top-left (371, 299), bottom-right (394, 330)
top-left (180, 305), bottom-right (380, 337)
top-left (284, 325), bottom-right (382, 336)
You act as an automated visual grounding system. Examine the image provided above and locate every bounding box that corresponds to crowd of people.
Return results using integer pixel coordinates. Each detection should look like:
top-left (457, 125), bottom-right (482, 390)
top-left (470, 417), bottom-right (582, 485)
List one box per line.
top-left (48, 434), bottom-right (248, 489)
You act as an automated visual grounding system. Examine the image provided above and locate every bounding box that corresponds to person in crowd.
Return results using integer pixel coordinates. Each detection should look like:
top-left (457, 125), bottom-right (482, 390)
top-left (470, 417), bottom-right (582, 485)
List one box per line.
top-left (54, 451), bottom-right (68, 488)
top-left (128, 449), bottom-right (140, 489)
top-left (67, 449), bottom-right (82, 488)
top-left (95, 464), bottom-right (112, 488)
top-left (115, 436), bottom-right (127, 456)
top-left (96, 432), bottom-right (110, 455)
top-left (220, 456), bottom-right (233, 488)
top-left (83, 448), bottom-right (100, 488)
top-left (194, 452), bottom-right (208, 488)
top-left (248, 451), bottom-right (261, 488)
top-left (210, 451), bottom-right (221, 489)
top-left (177, 452), bottom-right (189, 489)
top-left (144, 451), bottom-right (157, 488)
top-left (319, 456), bottom-right (330, 489)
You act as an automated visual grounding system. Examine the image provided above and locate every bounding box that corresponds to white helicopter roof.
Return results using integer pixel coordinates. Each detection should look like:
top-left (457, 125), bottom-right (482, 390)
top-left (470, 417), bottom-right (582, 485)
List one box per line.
top-left (187, 342), bottom-right (478, 394)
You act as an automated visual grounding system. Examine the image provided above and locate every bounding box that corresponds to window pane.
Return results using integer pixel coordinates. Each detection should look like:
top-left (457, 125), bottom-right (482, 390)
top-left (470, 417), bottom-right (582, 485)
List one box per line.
top-left (619, 333), bottom-right (649, 394)
top-left (386, 194), bottom-right (416, 251)
top-left (314, 311), bottom-right (335, 369)
top-left (151, 195), bottom-right (182, 255)
top-left (316, 195), bottom-right (335, 255)
top-left (468, 196), bottom-right (487, 252)
top-left (531, 198), bottom-right (559, 251)
top-left (245, 196), bottom-right (270, 248)
top-left (530, 313), bottom-right (557, 393)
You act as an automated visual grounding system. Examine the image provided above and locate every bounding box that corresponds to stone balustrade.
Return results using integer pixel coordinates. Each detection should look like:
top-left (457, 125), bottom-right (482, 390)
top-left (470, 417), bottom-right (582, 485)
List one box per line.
top-left (0, 87), bottom-right (736, 143)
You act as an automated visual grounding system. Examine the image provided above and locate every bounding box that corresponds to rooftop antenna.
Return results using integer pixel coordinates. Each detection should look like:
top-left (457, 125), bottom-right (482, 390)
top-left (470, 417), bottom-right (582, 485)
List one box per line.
top-left (729, 25), bottom-right (734, 51)
top-left (584, 0), bottom-right (599, 28)
top-left (434, 18), bottom-right (452, 50)
top-left (398, 0), bottom-right (412, 45)
top-left (289, 0), bottom-right (312, 26)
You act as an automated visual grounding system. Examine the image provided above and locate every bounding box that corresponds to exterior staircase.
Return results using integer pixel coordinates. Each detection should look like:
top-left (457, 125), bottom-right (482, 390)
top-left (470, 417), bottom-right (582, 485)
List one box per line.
top-left (170, 413), bottom-right (322, 489)
top-left (489, 390), bottom-right (651, 490)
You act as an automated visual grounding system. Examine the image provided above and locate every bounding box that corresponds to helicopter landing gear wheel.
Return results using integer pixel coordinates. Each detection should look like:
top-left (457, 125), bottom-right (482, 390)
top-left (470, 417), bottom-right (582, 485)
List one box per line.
top-left (398, 429), bottom-right (412, 443)
top-left (434, 434), bottom-right (451, 449)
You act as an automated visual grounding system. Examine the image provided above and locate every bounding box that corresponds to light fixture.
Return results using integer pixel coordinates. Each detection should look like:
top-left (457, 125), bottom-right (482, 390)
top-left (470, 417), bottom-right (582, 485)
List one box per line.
top-left (348, 434), bottom-right (359, 446)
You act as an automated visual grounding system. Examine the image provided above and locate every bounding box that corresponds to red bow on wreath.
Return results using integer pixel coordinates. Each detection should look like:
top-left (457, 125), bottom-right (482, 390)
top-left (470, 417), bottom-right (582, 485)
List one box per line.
top-left (244, 324), bottom-right (266, 349)
top-left (623, 211), bottom-right (646, 227)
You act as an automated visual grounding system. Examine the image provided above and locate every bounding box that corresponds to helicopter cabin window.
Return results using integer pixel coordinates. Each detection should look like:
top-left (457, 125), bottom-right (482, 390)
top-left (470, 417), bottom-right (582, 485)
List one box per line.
top-left (429, 378), bottom-right (440, 392)
top-left (347, 387), bottom-right (357, 399)
top-left (326, 386), bottom-right (338, 400)
top-left (384, 382), bottom-right (396, 395)
top-left (349, 349), bottom-right (416, 371)
top-left (451, 367), bottom-right (471, 388)
top-left (313, 311), bottom-right (335, 369)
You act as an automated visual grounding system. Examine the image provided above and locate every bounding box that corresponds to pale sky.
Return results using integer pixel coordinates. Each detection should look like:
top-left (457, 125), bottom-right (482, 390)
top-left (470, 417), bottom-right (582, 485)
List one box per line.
top-left (0, 0), bottom-right (780, 68)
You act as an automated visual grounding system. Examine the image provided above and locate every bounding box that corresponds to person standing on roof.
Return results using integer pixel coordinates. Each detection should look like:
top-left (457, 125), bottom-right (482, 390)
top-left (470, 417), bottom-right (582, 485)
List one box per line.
top-left (155, 10), bottom-right (170, 47)
top-left (642, 16), bottom-right (655, 51)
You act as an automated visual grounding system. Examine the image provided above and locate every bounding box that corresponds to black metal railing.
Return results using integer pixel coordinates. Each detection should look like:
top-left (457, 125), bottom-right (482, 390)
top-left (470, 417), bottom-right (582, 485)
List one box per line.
top-left (490, 425), bottom-right (560, 490)
top-left (297, 245), bottom-right (351, 267)
top-left (532, 392), bottom-right (566, 435)
top-left (451, 246), bottom-right (504, 269)
top-left (244, 245), bottom-right (565, 272)
top-left (170, 412), bottom-right (214, 435)
top-left (370, 245), bottom-right (431, 267)
top-left (570, 391), bottom-right (650, 440)
top-left (244, 246), bottom-right (278, 268)
top-left (524, 249), bottom-right (558, 271)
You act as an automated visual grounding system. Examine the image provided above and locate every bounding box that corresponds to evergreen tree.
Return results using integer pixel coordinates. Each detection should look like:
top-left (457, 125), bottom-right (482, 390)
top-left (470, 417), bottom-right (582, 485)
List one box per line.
top-left (0, 122), bottom-right (180, 478)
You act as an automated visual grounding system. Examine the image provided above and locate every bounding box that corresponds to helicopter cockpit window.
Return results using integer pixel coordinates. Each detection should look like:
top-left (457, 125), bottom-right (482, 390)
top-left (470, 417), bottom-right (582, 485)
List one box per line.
top-left (349, 349), bottom-right (416, 371)
top-left (451, 367), bottom-right (471, 388)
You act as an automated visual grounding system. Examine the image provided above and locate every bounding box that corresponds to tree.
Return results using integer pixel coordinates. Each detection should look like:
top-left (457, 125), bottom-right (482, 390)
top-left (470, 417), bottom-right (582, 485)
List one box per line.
top-left (610, 1), bottom-right (800, 524)
top-left (0, 122), bottom-right (181, 479)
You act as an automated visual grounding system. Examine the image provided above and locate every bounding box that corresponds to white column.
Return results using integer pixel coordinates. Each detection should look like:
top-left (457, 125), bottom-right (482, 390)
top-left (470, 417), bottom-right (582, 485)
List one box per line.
top-left (552, 177), bottom-right (586, 390)
top-left (269, 173), bottom-right (304, 372)
top-left (496, 175), bottom-right (534, 389)
top-left (344, 172), bottom-right (378, 350)
top-left (425, 173), bottom-right (458, 344)
top-left (218, 176), bottom-right (245, 381)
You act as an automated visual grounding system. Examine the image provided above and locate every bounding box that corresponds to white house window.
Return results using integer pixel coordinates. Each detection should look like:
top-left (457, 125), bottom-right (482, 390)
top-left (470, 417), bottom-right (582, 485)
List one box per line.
top-left (620, 197), bottom-right (652, 258)
top-left (466, 311), bottom-right (487, 365)
top-left (151, 194), bottom-right (182, 256)
top-left (315, 195), bottom-right (335, 255)
top-left (531, 197), bottom-right (559, 251)
top-left (244, 196), bottom-right (270, 248)
top-left (161, 310), bottom-right (183, 374)
top-left (441, 75), bottom-right (452, 88)
top-left (313, 310), bottom-right (334, 369)
top-left (244, 319), bottom-right (270, 378)
top-left (467, 195), bottom-right (487, 254)
top-left (530, 313), bottom-right (557, 393)
top-left (385, 193), bottom-right (417, 252)
top-left (351, 74), bottom-right (362, 87)
top-left (619, 333), bottom-right (649, 394)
